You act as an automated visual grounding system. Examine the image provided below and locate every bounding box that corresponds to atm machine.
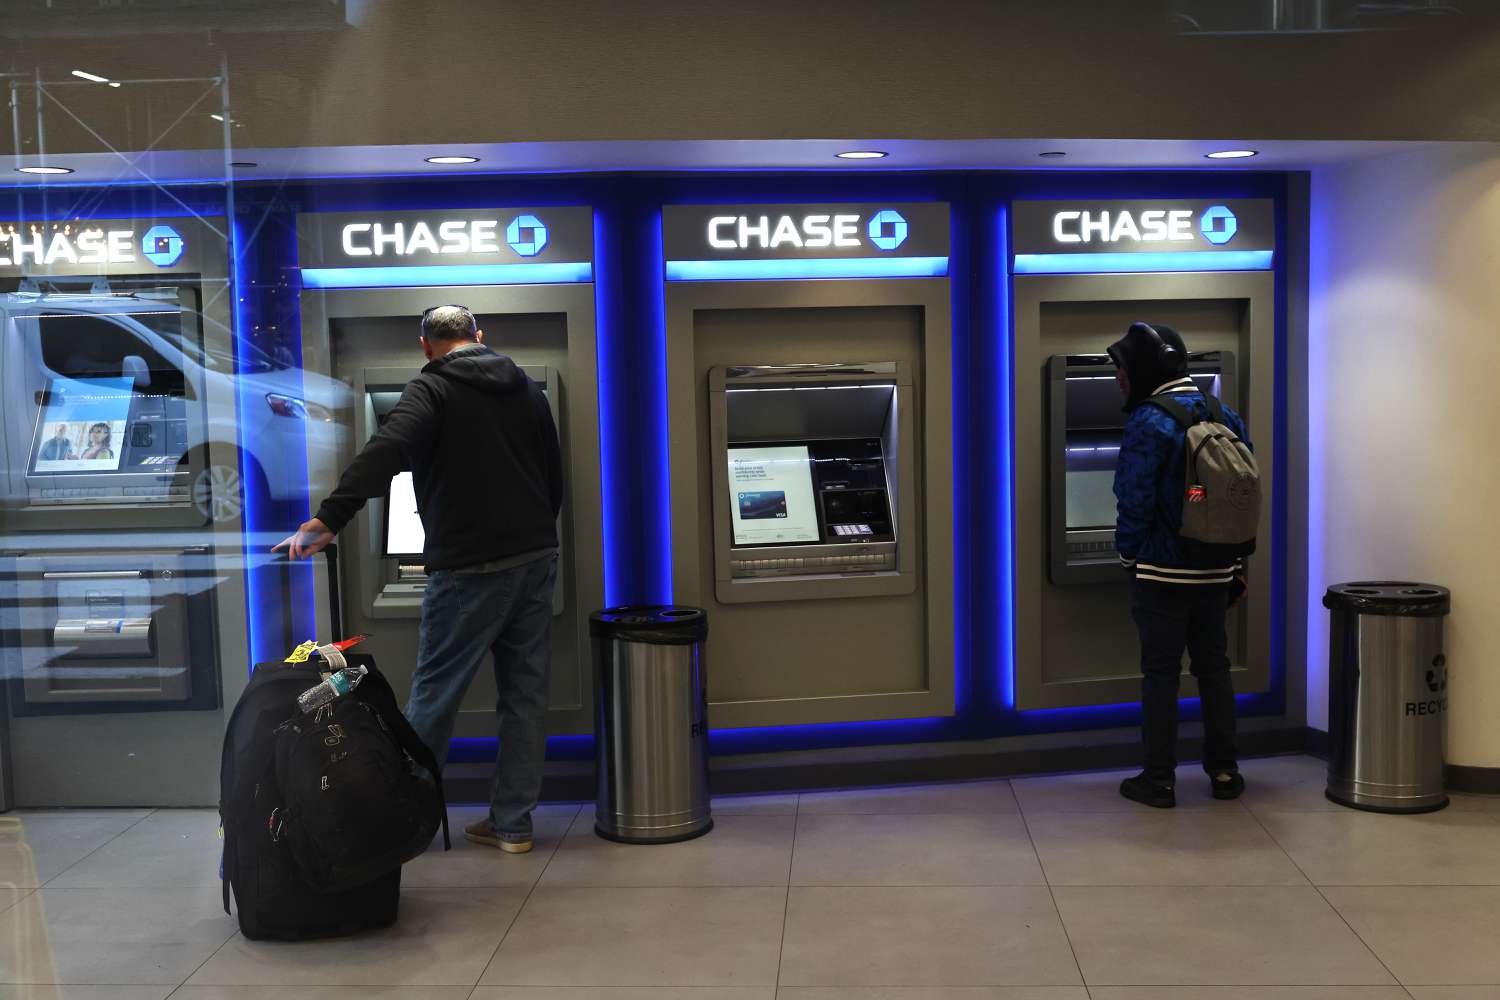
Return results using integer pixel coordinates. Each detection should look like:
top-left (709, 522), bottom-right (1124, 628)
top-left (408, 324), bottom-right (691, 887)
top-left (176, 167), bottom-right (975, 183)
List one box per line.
top-left (1010, 199), bottom-right (1277, 711)
top-left (294, 207), bottom-right (602, 740)
top-left (663, 202), bottom-right (955, 729)
top-left (709, 362), bottom-right (913, 598)
top-left (1048, 351), bottom-right (1235, 583)
top-left (357, 365), bottom-right (566, 619)
top-left (0, 215), bottom-right (249, 806)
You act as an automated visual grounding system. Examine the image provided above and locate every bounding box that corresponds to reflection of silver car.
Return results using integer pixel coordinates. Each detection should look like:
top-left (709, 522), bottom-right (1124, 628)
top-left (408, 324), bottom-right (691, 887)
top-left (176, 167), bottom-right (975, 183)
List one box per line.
top-left (1, 292), bottom-right (350, 521)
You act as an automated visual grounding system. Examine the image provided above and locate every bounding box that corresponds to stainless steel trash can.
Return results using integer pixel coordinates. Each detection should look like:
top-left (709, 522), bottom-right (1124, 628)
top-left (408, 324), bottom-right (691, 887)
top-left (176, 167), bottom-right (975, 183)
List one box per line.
top-left (590, 606), bottom-right (712, 843)
top-left (1324, 581), bottom-right (1451, 813)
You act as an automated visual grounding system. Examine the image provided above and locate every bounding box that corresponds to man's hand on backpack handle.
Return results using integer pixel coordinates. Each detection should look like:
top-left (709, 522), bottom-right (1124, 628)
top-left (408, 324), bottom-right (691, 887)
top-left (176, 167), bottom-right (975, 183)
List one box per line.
top-left (273, 517), bottom-right (335, 560)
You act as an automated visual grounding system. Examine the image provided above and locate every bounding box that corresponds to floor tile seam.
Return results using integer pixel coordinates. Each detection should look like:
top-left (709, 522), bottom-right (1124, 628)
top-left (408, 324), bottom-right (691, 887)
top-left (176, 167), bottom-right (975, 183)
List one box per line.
top-left (1016, 802), bottom-right (1089, 990)
top-left (150, 908), bottom-right (241, 995)
top-left (537, 879), bottom-right (796, 888)
top-left (787, 879), bottom-right (1053, 887)
top-left (37, 806), bottom-right (163, 888)
top-left (773, 794), bottom-right (800, 994)
top-left (1037, 880), bottom-right (1320, 888)
top-left (1240, 799), bottom-right (1408, 987)
top-left (1068, 978), bottom-right (1416, 987)
top-left (473, 805), bottom-right (575, 989)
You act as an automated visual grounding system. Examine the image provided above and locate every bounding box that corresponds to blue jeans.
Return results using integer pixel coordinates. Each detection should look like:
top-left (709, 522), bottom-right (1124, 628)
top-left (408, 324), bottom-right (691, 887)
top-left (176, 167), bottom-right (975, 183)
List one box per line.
top-left (405, 553), bottom-right (557, 837)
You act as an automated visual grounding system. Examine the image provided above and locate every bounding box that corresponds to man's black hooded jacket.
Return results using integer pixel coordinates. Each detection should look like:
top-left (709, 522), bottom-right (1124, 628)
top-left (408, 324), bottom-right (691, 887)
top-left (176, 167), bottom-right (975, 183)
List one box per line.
top-left (314, 343), bottom-right (563, 572)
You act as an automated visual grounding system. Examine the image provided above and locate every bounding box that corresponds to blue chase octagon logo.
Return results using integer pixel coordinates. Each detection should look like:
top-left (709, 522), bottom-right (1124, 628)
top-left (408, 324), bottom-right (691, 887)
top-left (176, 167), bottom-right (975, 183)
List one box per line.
top-left (1199, 205), bottom-right (1238, 246)
top-left (506, 214), bottom-right (548, 257)
top-left (867, 209), bottom-right (908, 251)
top-left (141, 224), bottom-right (186, 267)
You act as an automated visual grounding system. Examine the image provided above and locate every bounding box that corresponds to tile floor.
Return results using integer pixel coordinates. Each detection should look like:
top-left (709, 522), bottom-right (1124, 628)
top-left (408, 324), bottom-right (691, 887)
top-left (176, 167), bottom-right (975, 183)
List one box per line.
top-left (0, 754), bottom-right (1497, 998)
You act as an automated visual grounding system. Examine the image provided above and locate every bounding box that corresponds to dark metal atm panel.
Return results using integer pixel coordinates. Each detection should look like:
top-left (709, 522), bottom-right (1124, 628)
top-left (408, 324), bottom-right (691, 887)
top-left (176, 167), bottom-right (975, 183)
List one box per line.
top-left (708, 362), bottom-right (916, 603)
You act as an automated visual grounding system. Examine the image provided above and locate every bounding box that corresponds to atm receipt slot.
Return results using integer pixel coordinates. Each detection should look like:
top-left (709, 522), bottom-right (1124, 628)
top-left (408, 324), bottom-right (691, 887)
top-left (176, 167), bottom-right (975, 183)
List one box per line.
top-left (53, 617), bottom-right (155, 658)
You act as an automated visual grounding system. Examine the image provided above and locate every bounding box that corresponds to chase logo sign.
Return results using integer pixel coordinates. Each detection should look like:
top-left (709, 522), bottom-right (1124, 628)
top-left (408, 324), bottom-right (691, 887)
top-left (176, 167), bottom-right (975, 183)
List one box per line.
top-left (0, 218), bottom-right (206, 273)
top-left (702, 207), bottom-right (920, 252)
top-left (1011, 199), bottom-right (1274, 260)
top-left (141, 224), bottom-right (186, 267)
top-left (867, 209), bottom-right (908, 251)
top-left (505, 214), bottom-right (547, 257)
top-left (338, 214), bottom-right (559, 260)
top-left (1199, 205), bottom-right (1238, 246)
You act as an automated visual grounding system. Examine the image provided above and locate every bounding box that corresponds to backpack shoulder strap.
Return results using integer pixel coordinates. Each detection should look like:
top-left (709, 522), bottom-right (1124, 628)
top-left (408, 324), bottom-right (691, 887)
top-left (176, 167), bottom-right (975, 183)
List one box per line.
top-left (1141, 395), bottom-right (1196, 429)
top-left (1201, 392), bottom-right (1227, 426)
top-left (353, 659), bottom-right (451, 850)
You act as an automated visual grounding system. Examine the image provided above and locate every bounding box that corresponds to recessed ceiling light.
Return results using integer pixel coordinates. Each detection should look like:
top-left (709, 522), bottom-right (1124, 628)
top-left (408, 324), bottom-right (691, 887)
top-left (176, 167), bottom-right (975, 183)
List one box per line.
top-left (71, 69), bottom-right (110, 84)
top-left (835, 150), bottom-right (887, 160)
top-left (108, 82), bottom-right (121, 88)
top-left (1206, 149), bottom-right (1258, 159)
top-left (425, 155), bottom-right (480, 165)
top-left (1038, 151), bottom-right (1068, 158)
top-left (16, 166), bottom-right (73, 175)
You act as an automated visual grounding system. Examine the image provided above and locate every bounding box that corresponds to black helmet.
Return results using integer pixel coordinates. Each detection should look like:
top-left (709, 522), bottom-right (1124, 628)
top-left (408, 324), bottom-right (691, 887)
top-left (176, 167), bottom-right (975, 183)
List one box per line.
top-left (1107, 322), bottom-right (1189, 410)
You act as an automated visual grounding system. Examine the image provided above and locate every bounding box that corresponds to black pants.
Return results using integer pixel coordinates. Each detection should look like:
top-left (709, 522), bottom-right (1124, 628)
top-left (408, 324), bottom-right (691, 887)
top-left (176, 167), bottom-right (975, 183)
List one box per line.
top-left (1131, 579), bottom-right (1239, 781)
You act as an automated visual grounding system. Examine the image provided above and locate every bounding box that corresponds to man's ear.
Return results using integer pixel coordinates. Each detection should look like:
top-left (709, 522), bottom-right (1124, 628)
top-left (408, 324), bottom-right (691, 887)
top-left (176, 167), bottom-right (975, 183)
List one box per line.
top-left (474, 328), bottom-right (485, 345)
top-left (420, 336), bottom-right (435, 361)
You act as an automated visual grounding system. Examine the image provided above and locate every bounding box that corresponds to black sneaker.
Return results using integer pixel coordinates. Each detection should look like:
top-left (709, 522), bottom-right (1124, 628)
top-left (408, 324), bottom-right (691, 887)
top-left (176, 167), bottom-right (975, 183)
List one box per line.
top-left (1120, 773), bottom-right (1176, 809)
top-left (1210, 770), bottom-right (1245, 800)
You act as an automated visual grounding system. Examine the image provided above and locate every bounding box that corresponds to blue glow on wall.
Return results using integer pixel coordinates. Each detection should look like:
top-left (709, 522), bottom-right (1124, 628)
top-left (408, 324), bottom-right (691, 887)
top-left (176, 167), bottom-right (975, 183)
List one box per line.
top-left (648, 210), bottom-right (673, 604)
top-left (1012, 250), bottom-right (1274, 275)
top-left (593, 207), bottom-right (624, 607)
top-left (230, 217), bottom-right (275, 671)
top-left (300, 262), bottom-right (593, 288)
top-left (994, 207), bottom-right (1018, 710)
top-left (665, 255), bottom-right (949, 282)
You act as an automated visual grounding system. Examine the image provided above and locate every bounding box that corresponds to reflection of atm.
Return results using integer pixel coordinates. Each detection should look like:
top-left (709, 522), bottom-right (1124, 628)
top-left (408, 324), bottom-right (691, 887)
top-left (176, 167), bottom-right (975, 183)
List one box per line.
top-left (9, 549), bottom-right (221, 714)
top-left (356, 365), bottom-right (565, 616)
top-left (0, 216), bottom-right (249, 807)
top-left (1048, 351), bottom-right (1236, 583)
top-left (708, 362), bottom-right (915, 602)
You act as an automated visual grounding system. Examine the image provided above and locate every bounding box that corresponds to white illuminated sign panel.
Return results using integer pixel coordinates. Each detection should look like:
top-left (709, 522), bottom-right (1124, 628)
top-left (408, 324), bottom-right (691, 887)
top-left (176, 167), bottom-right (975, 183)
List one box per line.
top-left (663, 203), bottom-right (948, 262)
top-left (299, 208), bottom-right (591, 271)
top-left (1050, 209), bottom-right (1196, 245)
top-left (1012, 199), bottom-right (1274, 257)
top-left (707, 214), bottom-right (864, 250)
top-left (0, 227), bottom-right (138, 266)
top-left (339, 219), bottom-right (505, 258)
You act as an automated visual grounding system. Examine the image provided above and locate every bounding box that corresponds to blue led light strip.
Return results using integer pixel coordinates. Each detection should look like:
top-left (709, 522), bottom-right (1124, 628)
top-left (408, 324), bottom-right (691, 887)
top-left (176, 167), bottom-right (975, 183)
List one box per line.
top-left (665, 256), bottom-right (949, 282)
top-left (299, 262), bottom-right (593, 289)
top-left (1012, 250), bottom-right (1273, 275)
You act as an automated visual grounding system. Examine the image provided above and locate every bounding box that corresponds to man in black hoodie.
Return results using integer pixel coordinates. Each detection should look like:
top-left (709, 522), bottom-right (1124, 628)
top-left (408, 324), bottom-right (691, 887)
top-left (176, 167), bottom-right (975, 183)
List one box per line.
top-left (275, 304), bottom-right (563, 853)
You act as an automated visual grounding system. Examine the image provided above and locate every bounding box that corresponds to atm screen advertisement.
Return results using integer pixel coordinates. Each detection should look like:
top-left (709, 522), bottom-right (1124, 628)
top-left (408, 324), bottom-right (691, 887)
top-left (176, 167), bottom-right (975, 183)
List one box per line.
top-left (727, 445), bottom-right (820, 546)
top-left (384, 470), bottom-right (425, 559)
top-left (29, 377), bottom-right (134, 474)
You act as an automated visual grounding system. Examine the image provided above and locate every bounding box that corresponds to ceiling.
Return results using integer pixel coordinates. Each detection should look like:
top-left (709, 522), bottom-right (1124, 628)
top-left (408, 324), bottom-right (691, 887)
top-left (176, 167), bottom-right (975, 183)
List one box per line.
top-left (0, 137), bottom-right (1466, 189)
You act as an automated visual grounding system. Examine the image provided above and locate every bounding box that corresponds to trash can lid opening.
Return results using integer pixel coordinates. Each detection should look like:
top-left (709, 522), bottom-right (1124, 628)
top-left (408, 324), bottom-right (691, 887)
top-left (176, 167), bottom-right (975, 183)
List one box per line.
top-left (589, 605), bottom-right (709, 642)
top-left (1323, 581), bottom-right (1451, 617)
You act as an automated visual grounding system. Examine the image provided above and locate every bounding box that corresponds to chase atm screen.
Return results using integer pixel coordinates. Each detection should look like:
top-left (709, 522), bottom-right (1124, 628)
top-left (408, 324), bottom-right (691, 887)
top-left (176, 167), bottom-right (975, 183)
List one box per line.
top-left (728, 445), bottom-right (820, 546)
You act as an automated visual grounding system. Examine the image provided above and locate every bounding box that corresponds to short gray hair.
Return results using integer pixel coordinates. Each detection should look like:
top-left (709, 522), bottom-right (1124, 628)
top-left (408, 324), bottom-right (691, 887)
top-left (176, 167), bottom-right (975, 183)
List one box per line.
top-left (420, 304), bottom-right (478, 344)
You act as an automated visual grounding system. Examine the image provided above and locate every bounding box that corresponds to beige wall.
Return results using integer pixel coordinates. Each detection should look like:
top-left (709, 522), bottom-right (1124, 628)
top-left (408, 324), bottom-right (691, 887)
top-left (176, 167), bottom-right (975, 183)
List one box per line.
top-left (1307, 145), bottom-right (1500, 767)
top-left (8, 0), bottom-right (1500, 155)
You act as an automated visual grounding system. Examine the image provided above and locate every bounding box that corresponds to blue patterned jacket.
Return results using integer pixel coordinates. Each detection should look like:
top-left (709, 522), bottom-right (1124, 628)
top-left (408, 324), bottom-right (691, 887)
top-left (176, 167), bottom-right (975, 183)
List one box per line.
top-left (1113, 377), bottom-right (1252, 585)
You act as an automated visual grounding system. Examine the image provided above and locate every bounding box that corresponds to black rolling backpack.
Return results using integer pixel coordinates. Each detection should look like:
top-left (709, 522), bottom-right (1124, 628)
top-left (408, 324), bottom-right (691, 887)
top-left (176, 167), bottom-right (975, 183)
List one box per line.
top-left (219, 646), bottom-right (450, 941)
